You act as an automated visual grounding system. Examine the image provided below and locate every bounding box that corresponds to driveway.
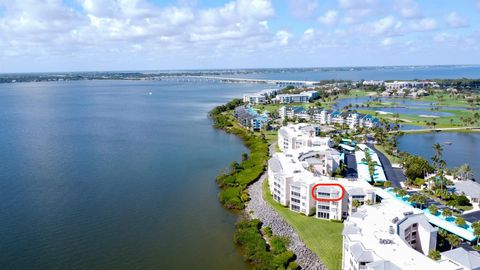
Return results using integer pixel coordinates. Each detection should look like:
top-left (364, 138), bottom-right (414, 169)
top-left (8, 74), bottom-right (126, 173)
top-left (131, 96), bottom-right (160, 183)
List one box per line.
top-left (462, 211), bottom-right (480, 223)
top-left (367, 143), bottom-right (405, 188)
top-left (344, 152), bottom-right (358, 178)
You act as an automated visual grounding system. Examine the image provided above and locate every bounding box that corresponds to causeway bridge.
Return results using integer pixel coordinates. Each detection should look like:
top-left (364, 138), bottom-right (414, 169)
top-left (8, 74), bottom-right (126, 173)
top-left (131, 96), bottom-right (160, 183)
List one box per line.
top-left (160, 75), bottom-right (318, 87)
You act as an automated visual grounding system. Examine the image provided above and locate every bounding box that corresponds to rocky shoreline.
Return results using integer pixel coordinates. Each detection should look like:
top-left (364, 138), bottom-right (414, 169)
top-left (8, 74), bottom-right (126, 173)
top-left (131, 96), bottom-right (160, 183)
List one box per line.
top-left (245, 143), bottom-right (327, 270)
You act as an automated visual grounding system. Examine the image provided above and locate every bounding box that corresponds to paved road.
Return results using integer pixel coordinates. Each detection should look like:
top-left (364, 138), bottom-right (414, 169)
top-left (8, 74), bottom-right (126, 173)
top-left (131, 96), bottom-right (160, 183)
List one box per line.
top-left (344, 152), bottom-right (358, 178)
top-left (367, 143), bottom-right (405, 188)
top-left (462, 211), bottom-right (480, 223)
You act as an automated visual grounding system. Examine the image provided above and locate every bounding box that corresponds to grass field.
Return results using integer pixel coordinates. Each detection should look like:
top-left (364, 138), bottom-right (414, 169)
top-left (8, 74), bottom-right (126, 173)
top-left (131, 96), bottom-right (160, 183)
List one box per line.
top-left (357, 108), bottom-right (478, 128)
top-left (416, 93), bottom-right (479, 108)
top-left (374, 144), bottom-right (402, 164)
top-left (263, 180), bottom-right (343, 270)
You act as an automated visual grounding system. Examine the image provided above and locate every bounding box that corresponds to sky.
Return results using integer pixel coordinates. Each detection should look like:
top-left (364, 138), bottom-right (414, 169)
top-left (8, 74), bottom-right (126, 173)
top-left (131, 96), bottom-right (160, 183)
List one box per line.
top-left (0, 0), bottom-right (479, 72)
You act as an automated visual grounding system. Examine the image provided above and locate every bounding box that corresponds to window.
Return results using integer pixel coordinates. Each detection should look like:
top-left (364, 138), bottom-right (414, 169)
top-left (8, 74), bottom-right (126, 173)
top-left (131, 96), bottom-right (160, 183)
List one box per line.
top-left (292, 198), bottom-right (300, 203)
top-left (317, 212), bottom-right (330, 219)
top-left (291, 191), bottom-right (301, 197)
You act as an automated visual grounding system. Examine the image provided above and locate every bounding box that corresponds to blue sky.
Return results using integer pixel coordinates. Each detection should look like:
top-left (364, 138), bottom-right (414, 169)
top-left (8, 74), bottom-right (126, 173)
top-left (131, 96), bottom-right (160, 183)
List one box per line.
top-left (0, 0), bottom-right (479, 72)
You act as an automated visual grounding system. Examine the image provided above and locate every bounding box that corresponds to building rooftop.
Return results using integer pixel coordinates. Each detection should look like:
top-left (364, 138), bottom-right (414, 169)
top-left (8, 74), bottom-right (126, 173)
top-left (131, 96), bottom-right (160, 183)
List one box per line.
top-left (453, 180), bottom-right (480, 199)
top-left (344, 196), bottom-right (460, 270)
top-left (442, 247), bottom-right (480, 270)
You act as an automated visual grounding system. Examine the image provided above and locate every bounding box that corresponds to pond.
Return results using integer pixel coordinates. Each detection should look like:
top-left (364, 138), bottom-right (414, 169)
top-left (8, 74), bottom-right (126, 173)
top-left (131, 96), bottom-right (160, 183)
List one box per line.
top-left (334, 96), bottom-right (476, 114)
top-left (397, 132), bottom-right (480, 180)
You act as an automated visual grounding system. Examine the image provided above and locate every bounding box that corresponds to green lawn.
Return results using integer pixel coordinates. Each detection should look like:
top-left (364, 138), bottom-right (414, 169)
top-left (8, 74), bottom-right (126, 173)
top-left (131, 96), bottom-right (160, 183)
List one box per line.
top-left (263, 180), bottom-right (343, 270)
top-left (416, 93), bottom-right (479, 108)
top-left (375, 144), bottom-right (401, 164)
top-left (357, 108), bottom-right (478, 128)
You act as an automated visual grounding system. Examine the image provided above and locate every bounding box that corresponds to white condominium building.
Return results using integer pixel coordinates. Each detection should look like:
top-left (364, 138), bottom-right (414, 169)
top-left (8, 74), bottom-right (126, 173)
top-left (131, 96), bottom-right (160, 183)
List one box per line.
top-left (243, 88), bottom-right (278, 104)
top-left (278, 124), bottom-right (327, 152)
top-left (275, 93), bottom-right (310, 103)
top-left (363, 80), bottom-right (384, 86)
top-left (243, 94), bottom-right (266, 104)
top-left (269, 124), bottom-right (375, 219)
top-left (342, 195), bottom-right (469, 270)
top-left (315, 180), bottom-right (375, 220)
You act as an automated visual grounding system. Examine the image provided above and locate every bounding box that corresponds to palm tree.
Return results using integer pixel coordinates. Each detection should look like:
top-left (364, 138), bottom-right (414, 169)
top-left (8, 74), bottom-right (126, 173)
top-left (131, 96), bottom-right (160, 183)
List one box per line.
top-left (438, 228), bottom-right (449, 238)
top-left (446, 199), bottom-right (458, 209)
top-left (428, 249), bottom-right (441, 261)
top-left (352, 200), bottom-right (362, 212)
top-left (455, 217), bottom-right (466, 227)
top-left (428, 204), bottom-right (438, 215)
top-left (432, 143), bottom-right (443, 168)
top-left (457, 164), bottom-right (474, 181)
top-left (447, 234), bottom-right (461, 250)
top-left (442, 208), bottom-right (453, 219)
top-left (471, 222), bottom-right (480, 245)
top-left (398, 189), bottom-right (407, 198)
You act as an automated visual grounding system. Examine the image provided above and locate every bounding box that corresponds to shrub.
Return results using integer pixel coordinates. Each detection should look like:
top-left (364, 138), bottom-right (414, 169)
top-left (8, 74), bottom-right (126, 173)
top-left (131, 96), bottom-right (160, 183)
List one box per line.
top-left (270, 236), bottom-right (290, 255)
top-left (287, 262), bottom-right (300, 270)
top-left (234, 219), bottom-right (298, 269)
top-left (272, 251), bottom-right (295, 269)
top-left (428, 249), bottom-right (441, 261)
top-left (455, 217), bottom-right (466, 227)
top-left (428, 205), bottom-right (438, 215)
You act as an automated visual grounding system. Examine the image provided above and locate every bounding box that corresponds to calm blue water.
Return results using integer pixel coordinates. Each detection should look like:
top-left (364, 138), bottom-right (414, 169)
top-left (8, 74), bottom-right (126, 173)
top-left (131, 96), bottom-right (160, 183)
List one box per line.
top-left (0, 80), bottom-right (267, 270)
top-left (221, 65), bottom-right (480, 81)
top-left (398, 133), bottom-right (480, 180)
top-left (334, 97), bottom-right (475, 116)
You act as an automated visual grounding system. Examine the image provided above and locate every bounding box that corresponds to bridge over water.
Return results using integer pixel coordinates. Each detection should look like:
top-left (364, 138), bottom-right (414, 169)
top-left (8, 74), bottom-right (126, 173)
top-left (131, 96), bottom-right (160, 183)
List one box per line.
top-left (160, 75), bottom-right (318, 87)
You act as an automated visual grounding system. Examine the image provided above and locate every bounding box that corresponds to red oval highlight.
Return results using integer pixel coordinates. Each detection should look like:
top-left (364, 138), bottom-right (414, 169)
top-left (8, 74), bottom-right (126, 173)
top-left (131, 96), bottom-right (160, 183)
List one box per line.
top-left (311, 183), bottom-right (346, 202)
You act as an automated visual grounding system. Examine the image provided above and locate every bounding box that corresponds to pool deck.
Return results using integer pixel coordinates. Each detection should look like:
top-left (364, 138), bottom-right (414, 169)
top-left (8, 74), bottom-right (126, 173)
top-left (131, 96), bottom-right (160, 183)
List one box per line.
top-left (379, 188), bottom-right (477, 242)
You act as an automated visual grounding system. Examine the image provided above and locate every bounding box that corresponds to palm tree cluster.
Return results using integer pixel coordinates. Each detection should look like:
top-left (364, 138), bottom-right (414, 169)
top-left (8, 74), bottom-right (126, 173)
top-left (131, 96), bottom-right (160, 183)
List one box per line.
top-left (361, 149), bottom-right (379, 182)
top-left (438, 228), bottom-right (461, 250)
top-left (452, 163), bottom-right (474, 181)
top-left (407, 193), bottom-right (427, 209)
top-left (392, 187), bottom-right (407, 198)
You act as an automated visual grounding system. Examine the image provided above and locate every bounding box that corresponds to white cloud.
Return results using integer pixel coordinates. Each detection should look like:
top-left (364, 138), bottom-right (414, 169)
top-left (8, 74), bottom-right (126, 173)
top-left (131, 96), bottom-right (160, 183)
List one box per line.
top-left (382, 37), bottom-right (394, 46)
top-left (446, 12), bottom-right (469, 28)
top-left (395, 0), bottom-right (422, 19)
top-left (318, 10), bottom-right (338, 26)
top-left (339, 0), bottom-right (376, 10)
top-left (275, 30), bottom-right (291, 46)
top-left (369, 16), bottom-right (403, 36)
top-left (287, 0), bottom-right (318, 19)
top-left (0, 0), bottom-right (277, 59)
top-left (409, 18), bottom-right (437, 32)
top-left (301, 28), bottom-right (315, 41)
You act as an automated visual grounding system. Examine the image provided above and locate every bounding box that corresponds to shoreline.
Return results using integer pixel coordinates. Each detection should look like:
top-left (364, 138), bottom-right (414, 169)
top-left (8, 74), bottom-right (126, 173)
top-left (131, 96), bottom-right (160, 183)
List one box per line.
top-left (245, 142), bottom-right (326, 270)
top-left (210, 102), bottom-right (322, 269)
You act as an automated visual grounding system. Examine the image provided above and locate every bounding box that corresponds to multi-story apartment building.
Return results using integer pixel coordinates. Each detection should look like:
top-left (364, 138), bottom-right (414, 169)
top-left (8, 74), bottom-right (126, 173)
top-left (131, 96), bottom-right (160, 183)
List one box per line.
top-left (342, 195), bottom-right (475, 270)
top-left (269, 124), bottom-right (376, 219)
top-left (277, 124), bottom-right (325, 152)
top-left (275, 93), bottom-right (310, 103)
top-left (242, 88), bottom-right (278, 104)
top-left (315, 181), bottom-right (375, 220)
top-left (233, 105), bottom-right (269, 131)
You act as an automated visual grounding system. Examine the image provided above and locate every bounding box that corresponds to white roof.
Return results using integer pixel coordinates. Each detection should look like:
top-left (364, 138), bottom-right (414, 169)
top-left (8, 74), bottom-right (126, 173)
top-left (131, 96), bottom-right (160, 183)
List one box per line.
top-left (344, 197), bottom-right (460, 270)
top-left (355, 144), bottom-right (387, 182)
top-left (442, 248), bottom-right (480, 270)
top-left (453, 180), bottom-right (480, 199)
